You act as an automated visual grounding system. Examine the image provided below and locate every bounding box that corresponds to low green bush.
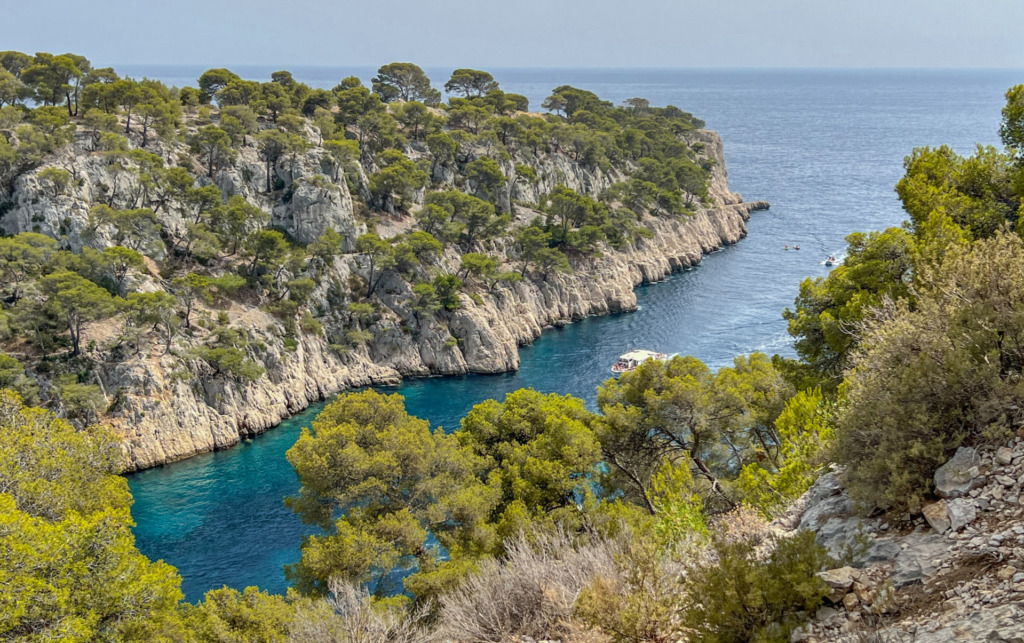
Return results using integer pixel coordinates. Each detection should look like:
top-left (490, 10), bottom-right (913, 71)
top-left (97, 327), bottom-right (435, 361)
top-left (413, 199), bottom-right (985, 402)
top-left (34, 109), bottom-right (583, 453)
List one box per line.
top-left (683, 530), bottom-right (830, 643)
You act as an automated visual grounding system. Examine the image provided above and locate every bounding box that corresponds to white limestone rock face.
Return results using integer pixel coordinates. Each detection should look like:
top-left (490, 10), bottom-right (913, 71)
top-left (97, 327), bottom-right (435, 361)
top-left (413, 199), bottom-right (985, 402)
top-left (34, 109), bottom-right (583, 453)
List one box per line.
top-left (107, 190), bottom-right (758, 471)
top-left (1, 132), bottom-right (363, 253)
top-left (108, 318), bottom-right (406, 471)
top-left (272, 180), bottom-right (361, 246)
top-left (4, 124), bottom-right (767, 471)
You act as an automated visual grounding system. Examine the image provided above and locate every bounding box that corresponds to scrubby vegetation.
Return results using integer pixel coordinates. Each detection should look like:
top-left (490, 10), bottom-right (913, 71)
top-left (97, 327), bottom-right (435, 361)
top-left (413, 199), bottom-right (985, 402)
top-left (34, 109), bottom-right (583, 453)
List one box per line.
top-left (6, 51), bottom-right (1024, 641)
top-left (780, 86), bottom-right (1024, 514)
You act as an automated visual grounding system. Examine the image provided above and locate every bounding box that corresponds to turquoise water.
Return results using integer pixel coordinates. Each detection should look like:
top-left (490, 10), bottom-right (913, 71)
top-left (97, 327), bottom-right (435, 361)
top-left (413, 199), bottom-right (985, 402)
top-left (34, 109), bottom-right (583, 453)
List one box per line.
top-left (126, 68), bottom-right (1021, 601)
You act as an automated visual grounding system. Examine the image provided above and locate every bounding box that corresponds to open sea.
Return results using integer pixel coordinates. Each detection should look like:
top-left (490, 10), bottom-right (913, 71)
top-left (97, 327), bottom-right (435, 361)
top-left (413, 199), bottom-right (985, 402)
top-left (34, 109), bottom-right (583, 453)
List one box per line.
top-left (123, 67), bottom-right (1021, 601)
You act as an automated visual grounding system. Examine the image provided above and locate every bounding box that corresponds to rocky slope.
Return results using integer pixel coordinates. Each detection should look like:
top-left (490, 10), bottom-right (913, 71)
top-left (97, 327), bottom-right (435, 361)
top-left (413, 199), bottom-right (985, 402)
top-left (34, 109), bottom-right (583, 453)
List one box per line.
top-left (777, 433), bottom-right (1024, 642)
top-left (1, 119), bottom-right (766, 471)
top-left (114, 200), bottom-right (762, 472)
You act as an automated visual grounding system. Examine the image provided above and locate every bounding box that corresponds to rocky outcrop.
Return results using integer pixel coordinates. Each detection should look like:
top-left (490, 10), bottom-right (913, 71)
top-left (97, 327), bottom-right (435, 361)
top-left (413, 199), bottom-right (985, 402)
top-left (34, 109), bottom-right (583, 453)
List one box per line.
top-left (1, 130), bottom-right (364, 248)
top-left (5, 125), bottom-right (765, 471)
top-left (107, 191), bottom-right (760, 471)
top-left (934, 446), bottom-right (986, 499)
top-left (0, 115), bottom-right (769, 472)
top-left (782, 436), bottom-right (1024, 641)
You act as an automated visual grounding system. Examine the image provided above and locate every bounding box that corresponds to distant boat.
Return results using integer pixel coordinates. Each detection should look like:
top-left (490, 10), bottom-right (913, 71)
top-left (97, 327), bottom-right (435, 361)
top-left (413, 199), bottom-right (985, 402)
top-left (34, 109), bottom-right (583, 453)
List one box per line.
top-left (611, 349), bottom-right (671, 375)
top-left (824, 255), bottom-right (837, 267)
top-left (794, 245), bottom-right (801, 250)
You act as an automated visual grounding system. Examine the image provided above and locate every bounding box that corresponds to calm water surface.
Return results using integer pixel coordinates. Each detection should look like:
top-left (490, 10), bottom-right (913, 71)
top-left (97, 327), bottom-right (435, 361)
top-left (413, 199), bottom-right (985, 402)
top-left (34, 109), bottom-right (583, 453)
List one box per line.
top-left (126, 68), bottom-right (1021, 600)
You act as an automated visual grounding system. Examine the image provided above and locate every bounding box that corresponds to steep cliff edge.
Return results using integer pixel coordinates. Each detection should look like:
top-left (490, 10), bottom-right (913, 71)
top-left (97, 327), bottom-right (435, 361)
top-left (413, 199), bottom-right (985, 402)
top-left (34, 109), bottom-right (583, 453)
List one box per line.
top-left (1, 105), bottom-right (766, 471)
top-left (105, 131), bottom-right (765, 471)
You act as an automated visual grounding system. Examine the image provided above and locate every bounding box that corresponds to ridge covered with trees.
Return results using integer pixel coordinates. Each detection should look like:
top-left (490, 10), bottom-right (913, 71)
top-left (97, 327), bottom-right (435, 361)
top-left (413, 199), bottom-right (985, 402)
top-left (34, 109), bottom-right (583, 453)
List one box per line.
top-left (0, 52), bottom-right (724, 451)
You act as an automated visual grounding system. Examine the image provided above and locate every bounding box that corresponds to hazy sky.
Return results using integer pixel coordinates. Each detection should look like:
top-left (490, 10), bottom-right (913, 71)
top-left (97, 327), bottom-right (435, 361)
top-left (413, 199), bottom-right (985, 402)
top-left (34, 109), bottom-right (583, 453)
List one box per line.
top-left (5, 0), bottom-right (1024, 69)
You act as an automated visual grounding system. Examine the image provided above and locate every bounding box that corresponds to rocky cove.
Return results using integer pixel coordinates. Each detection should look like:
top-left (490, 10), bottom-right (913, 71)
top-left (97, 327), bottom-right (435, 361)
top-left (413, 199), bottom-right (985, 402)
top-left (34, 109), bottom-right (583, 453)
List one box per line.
top-left (110, 69), bottom-right (1024, 614)
top-left (0, 112), bottom-right (765, 471)
top-left (111, 154), bottom-right (766, 471)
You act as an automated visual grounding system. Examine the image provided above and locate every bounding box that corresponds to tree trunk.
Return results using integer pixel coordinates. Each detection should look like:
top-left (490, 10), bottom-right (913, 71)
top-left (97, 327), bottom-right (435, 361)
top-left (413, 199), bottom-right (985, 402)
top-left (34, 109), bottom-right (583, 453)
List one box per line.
top-left (69, 317), bottom-right (81, 356)
top-left (366, 259), bottom-right (377, 297)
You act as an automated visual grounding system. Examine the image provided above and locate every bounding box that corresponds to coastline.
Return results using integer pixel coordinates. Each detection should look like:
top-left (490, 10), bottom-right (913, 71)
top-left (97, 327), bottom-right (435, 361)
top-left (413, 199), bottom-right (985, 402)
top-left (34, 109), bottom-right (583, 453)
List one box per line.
top-left (114, 195), bottom-right (767, 472)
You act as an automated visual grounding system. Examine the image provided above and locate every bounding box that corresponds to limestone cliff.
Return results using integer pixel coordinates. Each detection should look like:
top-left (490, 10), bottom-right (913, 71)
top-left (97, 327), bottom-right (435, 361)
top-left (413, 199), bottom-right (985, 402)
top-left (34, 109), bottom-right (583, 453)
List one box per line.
top-left (1, 119), bottom-right (766, 471)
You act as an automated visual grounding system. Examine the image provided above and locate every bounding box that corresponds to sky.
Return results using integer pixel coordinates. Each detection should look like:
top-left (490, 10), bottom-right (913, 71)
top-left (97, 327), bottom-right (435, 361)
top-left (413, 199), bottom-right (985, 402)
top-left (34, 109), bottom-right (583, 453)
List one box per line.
top-left (4, 0), bottom-right (1024, 69)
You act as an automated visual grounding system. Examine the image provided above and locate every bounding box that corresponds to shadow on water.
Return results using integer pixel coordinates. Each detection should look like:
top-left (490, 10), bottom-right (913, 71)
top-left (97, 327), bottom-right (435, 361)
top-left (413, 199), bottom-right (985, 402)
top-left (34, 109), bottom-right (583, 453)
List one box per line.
top-left (127, 68), bottom-right (1020, 601)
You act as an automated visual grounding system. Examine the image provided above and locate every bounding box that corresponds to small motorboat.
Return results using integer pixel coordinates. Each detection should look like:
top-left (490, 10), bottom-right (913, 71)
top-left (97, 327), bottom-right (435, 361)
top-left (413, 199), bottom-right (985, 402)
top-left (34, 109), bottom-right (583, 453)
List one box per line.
top-left (794, 245), bottom-right (801, 250)
top-left (611, 349), bottom-right (670, 375)
top-left (824, 255), bottom-right (837, 267)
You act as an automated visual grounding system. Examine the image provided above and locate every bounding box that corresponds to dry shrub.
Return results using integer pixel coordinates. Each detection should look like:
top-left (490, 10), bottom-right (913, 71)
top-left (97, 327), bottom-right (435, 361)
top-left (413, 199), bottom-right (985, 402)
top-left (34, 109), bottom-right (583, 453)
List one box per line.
top-left (287, 579), bottom-right (431, 643)
top-left (574, 537), bottom-right (688, 643)
top-left (435, 530), bottom-right (617, 642)
top-left (708, 506), bottom-right (770, 547)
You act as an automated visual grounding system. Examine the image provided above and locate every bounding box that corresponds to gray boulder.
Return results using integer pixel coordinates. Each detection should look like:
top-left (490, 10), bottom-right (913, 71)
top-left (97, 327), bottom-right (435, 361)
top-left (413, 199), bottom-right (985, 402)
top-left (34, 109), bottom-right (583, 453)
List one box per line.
top-left (945, 497), bottom-right (977, 532)
top-left (816, 566), bottom-right (857, 602)
top-left (798, 473), bottom-right (853, 533)
top-left (891, 531), bottom-right (947, 587)
top-left (933, 447), bottom-right (985, 499)
top-left (995, 446), bottom-right (1013, 466)
top-left (922, 499), bottom-right (950, 534)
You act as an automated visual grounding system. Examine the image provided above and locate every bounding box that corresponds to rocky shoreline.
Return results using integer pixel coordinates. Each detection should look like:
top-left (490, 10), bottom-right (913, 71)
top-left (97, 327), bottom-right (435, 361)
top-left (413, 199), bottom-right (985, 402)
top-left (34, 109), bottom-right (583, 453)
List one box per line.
top-left (0, 117), bottom-right (766, 472)
top-left (112, 192), bottom-right (767, 472)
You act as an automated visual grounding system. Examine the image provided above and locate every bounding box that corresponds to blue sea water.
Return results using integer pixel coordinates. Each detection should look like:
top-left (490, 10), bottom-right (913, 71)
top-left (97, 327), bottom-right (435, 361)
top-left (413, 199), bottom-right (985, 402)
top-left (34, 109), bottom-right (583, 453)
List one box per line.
top-left (125, 68), bottom-right (1022, 601)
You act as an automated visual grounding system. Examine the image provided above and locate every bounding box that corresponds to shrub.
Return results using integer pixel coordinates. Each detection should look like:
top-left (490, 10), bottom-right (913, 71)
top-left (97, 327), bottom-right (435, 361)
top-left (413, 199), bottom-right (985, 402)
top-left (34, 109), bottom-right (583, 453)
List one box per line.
top-left (300, 312), bottom-right (323, 336)
top-left (346, 329), bottom-right (374, 346)
top-left (0, 353), bottom-right (38, 404)
top-left (432, 273), bottom-right (462, 311)
top-left (682, 530), bottom-right (830, 643)
top-left (53, 374), bottom-right (105, 422)
top-left (346, 302), bottom-right (376, 321)
top-left (437, 531), bottom-right (615, 642)
top-left (575, 534), bottom-right (686, 642)
top-left (191, 346), bottom-right (264, 382)
top-left (836, 233), bottom-right (1024, 512)
top-left (267, 300), bottom-right (299, 320)
top-left (736, 388), bottom-right (836, 518)
top-left (186, 586), bottom-right (294, 642)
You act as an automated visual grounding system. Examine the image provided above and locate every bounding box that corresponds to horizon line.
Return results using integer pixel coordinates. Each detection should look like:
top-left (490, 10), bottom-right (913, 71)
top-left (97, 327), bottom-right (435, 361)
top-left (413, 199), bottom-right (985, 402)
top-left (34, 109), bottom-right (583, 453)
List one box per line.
top-left (109, 63), bottom-right (1024, 73)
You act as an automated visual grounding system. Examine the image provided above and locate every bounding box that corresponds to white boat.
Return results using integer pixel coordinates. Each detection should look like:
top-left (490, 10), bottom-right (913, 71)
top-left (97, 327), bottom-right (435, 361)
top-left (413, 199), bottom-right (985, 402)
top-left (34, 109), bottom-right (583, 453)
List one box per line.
top-left (610, 349), bottom-right (670, 375)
